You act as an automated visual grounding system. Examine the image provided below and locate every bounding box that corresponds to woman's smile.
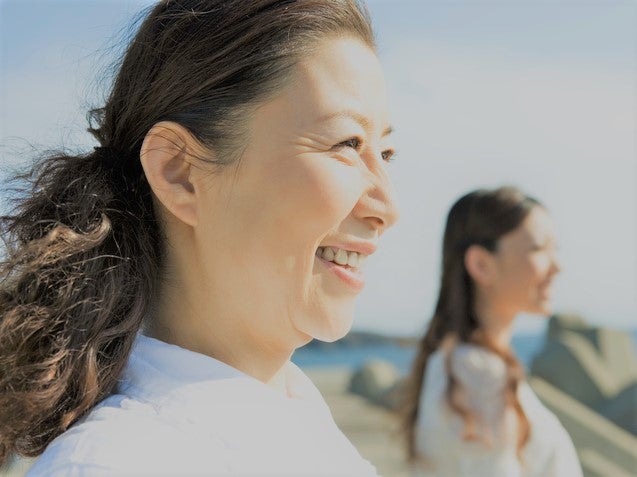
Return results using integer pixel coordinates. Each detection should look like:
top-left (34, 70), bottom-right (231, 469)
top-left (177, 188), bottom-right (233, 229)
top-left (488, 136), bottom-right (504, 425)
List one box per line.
top-left (314, 245), bottom-right (372, 292)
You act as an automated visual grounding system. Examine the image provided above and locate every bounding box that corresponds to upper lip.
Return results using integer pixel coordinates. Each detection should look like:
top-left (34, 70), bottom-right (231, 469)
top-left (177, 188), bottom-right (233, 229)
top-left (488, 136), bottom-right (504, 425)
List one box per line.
top-left (318, 241), bottom-right (377, 256)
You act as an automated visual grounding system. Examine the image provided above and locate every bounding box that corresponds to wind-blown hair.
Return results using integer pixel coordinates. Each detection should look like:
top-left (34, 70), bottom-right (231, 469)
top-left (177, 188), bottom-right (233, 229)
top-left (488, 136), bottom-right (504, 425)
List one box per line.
top-left (402, 186), bottom-right (541, 462)
top-left (0, 0), bottom-right (373, 464)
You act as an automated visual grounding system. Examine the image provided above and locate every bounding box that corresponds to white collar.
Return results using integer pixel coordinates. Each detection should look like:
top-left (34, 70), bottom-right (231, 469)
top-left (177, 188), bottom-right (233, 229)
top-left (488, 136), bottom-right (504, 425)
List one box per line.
top-left (118, 334), bottom-right (325, 409)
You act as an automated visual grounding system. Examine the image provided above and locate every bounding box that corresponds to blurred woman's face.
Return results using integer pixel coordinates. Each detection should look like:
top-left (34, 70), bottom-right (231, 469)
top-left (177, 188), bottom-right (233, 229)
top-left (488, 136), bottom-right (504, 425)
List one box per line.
top-left (489, 206), bottom-right (561, 316)
top-left (195, 37), bottom-right (398, 346)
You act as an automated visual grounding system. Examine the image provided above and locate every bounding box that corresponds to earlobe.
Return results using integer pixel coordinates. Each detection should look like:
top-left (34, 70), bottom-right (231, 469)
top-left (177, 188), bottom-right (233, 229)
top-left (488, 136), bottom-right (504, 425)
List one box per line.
top-left (140, 121), bottom-right (199, 227)
top-left (464, 245), bottom-right (494, 286)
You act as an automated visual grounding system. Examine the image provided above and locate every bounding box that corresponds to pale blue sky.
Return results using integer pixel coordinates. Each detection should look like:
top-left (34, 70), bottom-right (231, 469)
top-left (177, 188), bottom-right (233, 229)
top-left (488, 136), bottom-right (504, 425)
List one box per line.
top-left (1, 0), bottom-right (635, 335)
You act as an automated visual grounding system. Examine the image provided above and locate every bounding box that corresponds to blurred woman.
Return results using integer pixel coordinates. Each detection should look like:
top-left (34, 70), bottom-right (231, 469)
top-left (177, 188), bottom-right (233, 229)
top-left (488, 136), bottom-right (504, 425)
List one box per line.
top-left (0, 1), bottom-right (398, 475)
top-left (402, 186), bottom-right (582, 477)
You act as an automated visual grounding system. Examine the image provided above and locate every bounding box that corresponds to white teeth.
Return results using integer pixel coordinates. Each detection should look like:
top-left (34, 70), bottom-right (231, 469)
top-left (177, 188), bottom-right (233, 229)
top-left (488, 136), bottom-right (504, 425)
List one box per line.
top-left (316, 246), bottom-right (367, 268)
top-left (334, 248), bottom-right (349, 266)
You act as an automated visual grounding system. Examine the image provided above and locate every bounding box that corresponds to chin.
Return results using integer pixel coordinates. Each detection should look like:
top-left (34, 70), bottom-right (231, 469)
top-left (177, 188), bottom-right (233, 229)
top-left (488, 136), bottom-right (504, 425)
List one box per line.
top-left (296, 293), bottom-right (357, 342)
top-left (314, 319), bottom-right (354, 343)
top-left (529, 301), bottom-right (552, 316)
top-left (306, 306), bottom-right (356, 343)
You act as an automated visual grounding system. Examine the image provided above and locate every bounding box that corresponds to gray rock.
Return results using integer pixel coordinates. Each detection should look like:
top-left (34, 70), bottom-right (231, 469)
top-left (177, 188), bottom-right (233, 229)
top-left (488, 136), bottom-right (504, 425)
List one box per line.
top-left (531, 314), bottom-right (637, 433)
top-left (595, 382), bottom-right (637, 435)
top-left (349, 359), bottom-right (400, 408)
top-left (531, 330), bottom-right (621, 407)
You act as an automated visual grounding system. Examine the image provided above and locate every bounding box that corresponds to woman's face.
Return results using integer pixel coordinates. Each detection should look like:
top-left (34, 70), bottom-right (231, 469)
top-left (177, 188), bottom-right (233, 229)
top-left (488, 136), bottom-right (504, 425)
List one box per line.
top-left (194, 37), bottom-right (398, 346)
top-left (489, 206), bottom-right (561, 316)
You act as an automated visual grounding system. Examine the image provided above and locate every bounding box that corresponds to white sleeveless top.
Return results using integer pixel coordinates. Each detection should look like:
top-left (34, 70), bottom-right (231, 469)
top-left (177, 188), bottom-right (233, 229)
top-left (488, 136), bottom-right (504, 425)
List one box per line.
top-left (26, 334), bottom-right (379, 477)
top-left (414, 344), bottom-right (583, 477)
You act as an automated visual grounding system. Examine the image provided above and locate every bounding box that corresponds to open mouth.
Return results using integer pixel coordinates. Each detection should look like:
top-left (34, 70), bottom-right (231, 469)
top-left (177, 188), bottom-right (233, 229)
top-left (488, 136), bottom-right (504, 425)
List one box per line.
top-left (315, 246), bottom-right (367, 292)
top-left (315, 246), bottom-right (368, 269)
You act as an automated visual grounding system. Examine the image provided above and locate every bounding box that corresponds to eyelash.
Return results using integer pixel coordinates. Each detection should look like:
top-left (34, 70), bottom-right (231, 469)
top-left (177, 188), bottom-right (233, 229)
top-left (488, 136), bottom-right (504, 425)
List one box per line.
top-left (338, 137), bottom-right (361, 150)
top-left (334, 137), bottom-right (396, 163)
top-left (532, 242), bottom-right (558, 252)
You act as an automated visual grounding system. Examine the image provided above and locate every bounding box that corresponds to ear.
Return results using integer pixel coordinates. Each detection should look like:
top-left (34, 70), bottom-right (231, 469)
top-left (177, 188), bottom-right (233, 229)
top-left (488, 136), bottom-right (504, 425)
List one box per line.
top-left (464, 244), bottom-right (495, 286)
top-left (140, 121), bottom-right (200, 227)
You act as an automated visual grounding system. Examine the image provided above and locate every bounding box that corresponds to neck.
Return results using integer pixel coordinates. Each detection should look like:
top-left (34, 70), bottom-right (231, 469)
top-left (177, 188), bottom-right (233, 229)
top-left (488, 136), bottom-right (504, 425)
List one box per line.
top-left (146, 256), bottom-right (301, 391)
top-left (146, 310), bottom-right (294, 387)
top-left (473, 293), bottom-right (516, 351)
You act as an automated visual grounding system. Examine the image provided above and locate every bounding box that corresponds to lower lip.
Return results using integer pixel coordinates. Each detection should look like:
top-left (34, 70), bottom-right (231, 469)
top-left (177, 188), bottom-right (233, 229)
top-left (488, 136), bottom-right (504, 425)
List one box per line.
top-left (316, 256), bottom-right (365, 292)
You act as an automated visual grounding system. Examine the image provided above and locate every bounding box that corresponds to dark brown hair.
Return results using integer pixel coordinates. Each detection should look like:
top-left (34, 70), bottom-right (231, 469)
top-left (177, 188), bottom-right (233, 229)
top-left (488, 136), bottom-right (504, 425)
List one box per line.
top-left (402, 186), bottom-right (541, 462)
top-left (0, 0), bottom-right (373, 464)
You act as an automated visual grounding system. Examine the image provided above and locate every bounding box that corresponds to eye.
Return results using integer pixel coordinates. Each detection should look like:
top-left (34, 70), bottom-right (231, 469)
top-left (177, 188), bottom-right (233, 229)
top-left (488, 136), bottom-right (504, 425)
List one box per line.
top-left (531, 240), bottom-right (554, 252)
top-left (382, 149), bottom-right (396, 163)
top-left (335, 137), bottom-right (362, 151)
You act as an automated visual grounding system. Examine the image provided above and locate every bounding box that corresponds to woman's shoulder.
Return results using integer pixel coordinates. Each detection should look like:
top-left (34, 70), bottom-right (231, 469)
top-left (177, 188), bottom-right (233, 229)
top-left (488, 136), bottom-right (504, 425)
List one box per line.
top-left (26, 393), bottom-right (225, 477)
top-left (448, 343), bottom-right (508, 392)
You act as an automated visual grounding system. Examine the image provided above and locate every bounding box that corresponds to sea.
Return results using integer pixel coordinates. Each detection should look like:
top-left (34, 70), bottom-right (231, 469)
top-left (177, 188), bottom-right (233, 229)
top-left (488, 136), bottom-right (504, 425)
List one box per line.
top-left (291, 330), bottom-right (637, 375)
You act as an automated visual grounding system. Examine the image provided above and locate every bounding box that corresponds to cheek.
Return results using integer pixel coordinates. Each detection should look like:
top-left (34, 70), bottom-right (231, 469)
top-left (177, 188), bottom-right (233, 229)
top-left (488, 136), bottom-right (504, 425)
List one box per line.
top-left (528, 254), bottom-right (553, 280)
top-left (270, 159), bottom-right (365, 234)
top-left (499, 257), bottom-right (538, 293)
top-left (225, 158), bottom-right (365, 288)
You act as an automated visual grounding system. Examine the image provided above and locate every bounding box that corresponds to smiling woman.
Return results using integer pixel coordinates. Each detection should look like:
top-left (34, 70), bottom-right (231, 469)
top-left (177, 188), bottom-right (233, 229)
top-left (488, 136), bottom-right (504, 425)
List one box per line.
top-left (144, 35), bottom-right (398, 376)
top-left (0, 1), bottom-right (397, 476)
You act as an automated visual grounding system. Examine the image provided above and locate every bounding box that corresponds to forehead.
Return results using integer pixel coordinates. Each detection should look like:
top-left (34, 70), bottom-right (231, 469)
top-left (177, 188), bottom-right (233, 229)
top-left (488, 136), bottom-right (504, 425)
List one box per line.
top-left (500, 206), bottom-right (555, 247)
top-left (282, 37), bottom-right (389, 127)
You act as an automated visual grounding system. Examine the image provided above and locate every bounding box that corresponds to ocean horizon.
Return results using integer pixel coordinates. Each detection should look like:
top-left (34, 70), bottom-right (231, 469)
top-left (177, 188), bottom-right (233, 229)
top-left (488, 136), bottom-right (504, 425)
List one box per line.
top-left (292, 330), bottom-right (637, 374)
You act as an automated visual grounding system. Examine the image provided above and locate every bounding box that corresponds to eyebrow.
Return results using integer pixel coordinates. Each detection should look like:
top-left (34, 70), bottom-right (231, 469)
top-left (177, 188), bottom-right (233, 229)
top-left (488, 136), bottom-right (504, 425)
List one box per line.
top-left (318, 110), bottom-right (394, 137)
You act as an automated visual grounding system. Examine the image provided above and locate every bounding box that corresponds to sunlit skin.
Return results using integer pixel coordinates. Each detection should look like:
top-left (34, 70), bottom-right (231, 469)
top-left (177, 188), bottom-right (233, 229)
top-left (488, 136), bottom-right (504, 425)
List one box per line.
top-left (468, 206), bottom-right (561, 350)
top-left (140, 37), bottom-right (399, 391)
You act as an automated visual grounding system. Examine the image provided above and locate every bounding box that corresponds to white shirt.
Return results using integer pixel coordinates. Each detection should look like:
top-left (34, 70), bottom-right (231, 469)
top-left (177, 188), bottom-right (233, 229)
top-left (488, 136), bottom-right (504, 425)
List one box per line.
top-left (414, 344), bottom-right (583, 477)
top-left (27, 334), bottom-right (379, 477)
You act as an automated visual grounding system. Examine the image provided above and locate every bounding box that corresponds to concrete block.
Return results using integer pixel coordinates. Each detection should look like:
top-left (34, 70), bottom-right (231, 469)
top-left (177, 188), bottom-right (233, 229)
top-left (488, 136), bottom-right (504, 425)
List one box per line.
top-left (531, 331), bottom-right (620, 408)
top-left (532, 314), bottom-right (637, 413)
top-left (529, 377), bottom-right (637, 477)
top-left (595, 382), bottom-right (637, 435)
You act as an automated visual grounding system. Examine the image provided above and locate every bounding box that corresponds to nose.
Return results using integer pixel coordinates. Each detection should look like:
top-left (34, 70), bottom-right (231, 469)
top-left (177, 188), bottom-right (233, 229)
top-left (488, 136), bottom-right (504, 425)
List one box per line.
top-left (354, 171), bottom-right (400, 233)
top-left (550, 249), bottom-right (562, 275)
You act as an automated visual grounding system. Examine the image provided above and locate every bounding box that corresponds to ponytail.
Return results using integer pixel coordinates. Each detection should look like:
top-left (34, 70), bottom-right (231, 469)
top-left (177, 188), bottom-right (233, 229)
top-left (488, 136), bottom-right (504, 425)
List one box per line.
top-left (402, 233), bottom-right (477, 462)
top-left (0, 149), bottom-right (161, 464)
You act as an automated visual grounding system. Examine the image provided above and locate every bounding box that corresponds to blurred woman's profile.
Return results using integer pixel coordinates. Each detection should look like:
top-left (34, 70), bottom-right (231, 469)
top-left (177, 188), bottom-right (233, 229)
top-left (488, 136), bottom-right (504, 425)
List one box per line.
top-left (402, 186), bottom-right (583, 477)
